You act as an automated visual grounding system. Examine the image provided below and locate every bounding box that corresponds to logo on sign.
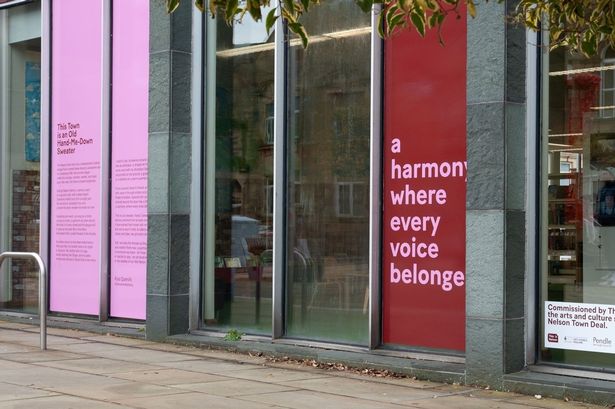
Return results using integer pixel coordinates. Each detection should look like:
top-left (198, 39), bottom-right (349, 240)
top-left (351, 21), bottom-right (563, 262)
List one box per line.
top-left (593, 337), bottom-right (612, 347)
top-left (547, 333), bottom-right (559, 343)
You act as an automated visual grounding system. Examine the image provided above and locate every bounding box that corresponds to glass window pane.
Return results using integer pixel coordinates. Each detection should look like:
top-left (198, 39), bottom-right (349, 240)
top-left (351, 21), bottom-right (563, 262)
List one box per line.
top-left (202, 17), bottom-right (274, 334)
top-left (0, 38), bottom-right (41, 314)
top-left (285, 2), bottom-right (371, 345)
top-left (542, 44), bottom-right (615, 368)
top-left (603, 69), bottom-right (614, 90)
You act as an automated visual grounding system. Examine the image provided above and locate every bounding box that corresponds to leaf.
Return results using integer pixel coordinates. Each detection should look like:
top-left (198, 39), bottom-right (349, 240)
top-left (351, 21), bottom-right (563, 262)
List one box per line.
top-left (356, 0), bottom-right (373, 13)
top-left (581, 33), bottom-right (597, 56)
top-left (410, 11), bottom-right (425, 37)
top-left (194, 0), bottom-right (204, 12)
top-left (225, 0), bottom-right (239, 21)
top-left (265, 7), bottom-right (279, 34)
top-left (377, 10), bottom-right (386, 37)
top-left (385, 4), bottom-right (400, 35)
top-left (166, 0), bottom-right (180, 13)
top-left (289, 22), bottom-right (309, 48)
top-left (467, 0), bottom-right (476, 18)
top-left (248, 3), bottom-right (262, 21)
top-left (283, 0), bottom-right (296, 15)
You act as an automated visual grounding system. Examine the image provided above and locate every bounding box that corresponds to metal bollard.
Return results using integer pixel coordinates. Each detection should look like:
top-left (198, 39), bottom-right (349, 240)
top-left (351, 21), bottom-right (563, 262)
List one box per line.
top-left (0, 252), bottom-right (47, 350)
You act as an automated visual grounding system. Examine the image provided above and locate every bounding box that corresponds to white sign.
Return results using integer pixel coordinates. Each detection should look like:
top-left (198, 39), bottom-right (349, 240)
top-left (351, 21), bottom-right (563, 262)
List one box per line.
top-left (545, 301), bottom-right (615, 353)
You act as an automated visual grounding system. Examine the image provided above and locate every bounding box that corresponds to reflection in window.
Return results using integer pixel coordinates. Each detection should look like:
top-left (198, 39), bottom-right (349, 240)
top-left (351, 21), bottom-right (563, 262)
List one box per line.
top-left (542, 44), bottom-right (615, 369)
top-left (203, 18), bottom-right (274, 334)
top-left (0, 36), bottom-right (41, 314)
top-left (285, 1), bottom-right (371, 345)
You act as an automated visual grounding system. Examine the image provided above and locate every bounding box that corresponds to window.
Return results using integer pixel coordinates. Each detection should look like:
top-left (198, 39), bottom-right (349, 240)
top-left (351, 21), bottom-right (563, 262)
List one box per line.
top-left (336, 181), bottom-right (367, 218)
top-left (0, 12), bottom-right (41, 313)
top-left (285, 1), bottom-right (371, 345)
top-left (541, 42), bottom-right (615, 368)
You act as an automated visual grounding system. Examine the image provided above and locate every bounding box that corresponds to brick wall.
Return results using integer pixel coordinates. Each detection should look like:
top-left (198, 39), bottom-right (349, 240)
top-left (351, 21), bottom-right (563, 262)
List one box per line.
top-left (7, 169), bottom-right (40, 310)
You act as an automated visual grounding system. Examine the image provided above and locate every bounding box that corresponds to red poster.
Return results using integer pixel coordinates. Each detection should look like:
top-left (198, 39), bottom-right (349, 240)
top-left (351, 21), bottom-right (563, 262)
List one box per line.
top-left (382, 13), bottom-right (467, 351)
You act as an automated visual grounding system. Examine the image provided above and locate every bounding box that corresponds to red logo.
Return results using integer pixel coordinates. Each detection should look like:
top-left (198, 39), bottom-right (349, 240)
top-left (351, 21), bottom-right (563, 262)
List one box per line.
top-left (548, 333), bottom-right (559, 343)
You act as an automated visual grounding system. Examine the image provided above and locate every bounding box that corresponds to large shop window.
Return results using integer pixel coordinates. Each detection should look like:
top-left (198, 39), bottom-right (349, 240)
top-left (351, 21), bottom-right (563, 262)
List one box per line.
top-left (202, 10), bottom-right (275, 334)
top-left (202, 1), bottom-right (371, 344)
top-left (285, 3), bottom-right (371, 345)
top-left (0, 8), bottom-right (41, 314)
top-left (542, 44), bottom-right (615, 368)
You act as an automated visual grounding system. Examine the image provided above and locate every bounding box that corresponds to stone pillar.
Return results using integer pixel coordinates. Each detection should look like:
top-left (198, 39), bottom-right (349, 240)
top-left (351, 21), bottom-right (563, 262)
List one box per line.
top-left (465, 1), bottom-right (527, 385)
top-left (146, 0), bottom-right (192, 340)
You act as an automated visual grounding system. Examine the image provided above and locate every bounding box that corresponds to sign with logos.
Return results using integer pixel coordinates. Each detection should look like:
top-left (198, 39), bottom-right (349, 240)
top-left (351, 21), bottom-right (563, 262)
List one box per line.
top-left (545, 301), bottom-right (615, 353)
top-left (382, 10), bottom-right (467, 351)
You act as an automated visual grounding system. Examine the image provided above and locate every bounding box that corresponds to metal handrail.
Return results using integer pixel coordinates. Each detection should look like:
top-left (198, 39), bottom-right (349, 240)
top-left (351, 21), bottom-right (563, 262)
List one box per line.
top-left (0, 252), bottom-right (47, 350)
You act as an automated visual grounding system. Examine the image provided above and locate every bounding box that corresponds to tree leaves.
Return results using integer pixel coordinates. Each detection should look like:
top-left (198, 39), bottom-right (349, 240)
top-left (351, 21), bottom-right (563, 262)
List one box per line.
top-left (165, 0), bottom-right (615, 57)
top-left (515, 0), bottom-right (615, 57)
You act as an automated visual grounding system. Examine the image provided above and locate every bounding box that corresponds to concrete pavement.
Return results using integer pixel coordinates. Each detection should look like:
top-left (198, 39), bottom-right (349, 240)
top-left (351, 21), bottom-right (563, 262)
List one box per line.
top-left (0, 320), bottom-right (603, 408)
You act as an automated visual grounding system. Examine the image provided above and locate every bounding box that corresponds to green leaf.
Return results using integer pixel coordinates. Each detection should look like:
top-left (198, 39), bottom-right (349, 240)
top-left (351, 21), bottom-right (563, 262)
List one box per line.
top-left (248, 2), bottom-right (262, 21)
top-left (377, 10), bottom-right (386, 37)
top-left (194, 0), bottom-right (204, 12)
top-left (265, 8), bottom-right (278, 34)
top-left (283, 0), bottom-right (296, 15)
top-left (385, 4), bottom-right (400, 35)
top-left (225, 0), bottom-right (239, 21)
top-left (410, 11), bottom-right (425, 37)
top-left (166, 0), bottom-right (180, 13)
top-left (355, 0), bottom-right (373, 13)
top-left (289, 22), bottom-right (309, 48)
top-left (581, 33), bottom-right (597, 56)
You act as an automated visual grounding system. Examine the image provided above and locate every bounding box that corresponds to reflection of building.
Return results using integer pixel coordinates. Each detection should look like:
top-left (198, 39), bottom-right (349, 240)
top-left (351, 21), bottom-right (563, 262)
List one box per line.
top-left (2, 0), bottom-right (615, 404)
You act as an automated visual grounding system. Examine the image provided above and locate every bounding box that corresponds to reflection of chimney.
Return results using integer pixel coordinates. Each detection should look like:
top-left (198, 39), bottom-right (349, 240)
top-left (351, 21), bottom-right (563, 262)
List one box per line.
top-left (566, 73), bottom-right (601, 144)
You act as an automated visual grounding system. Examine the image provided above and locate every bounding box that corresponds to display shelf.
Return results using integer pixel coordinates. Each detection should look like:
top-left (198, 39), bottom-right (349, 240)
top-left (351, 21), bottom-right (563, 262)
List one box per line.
top-left (548, 224), bottom-right (576, 230)
top-left (547, 172), bottom-right (582, 286)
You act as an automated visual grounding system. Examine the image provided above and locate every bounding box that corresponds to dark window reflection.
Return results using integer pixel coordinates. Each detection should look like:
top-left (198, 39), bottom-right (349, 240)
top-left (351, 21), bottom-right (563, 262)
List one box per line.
top-left (204, 17), bottom-right (275, 334)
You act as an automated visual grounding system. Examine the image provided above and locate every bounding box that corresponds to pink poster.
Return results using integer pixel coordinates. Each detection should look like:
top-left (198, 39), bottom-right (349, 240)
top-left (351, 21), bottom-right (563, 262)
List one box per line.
top-left (110, 0), bottom-right (149, 319)
top-left (50, 0), bottom-right (103, 315)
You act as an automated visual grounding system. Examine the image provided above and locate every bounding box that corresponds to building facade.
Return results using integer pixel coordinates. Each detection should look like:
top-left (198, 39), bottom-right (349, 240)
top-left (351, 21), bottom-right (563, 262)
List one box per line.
top-left (2, 0), bottom-right (615, 403)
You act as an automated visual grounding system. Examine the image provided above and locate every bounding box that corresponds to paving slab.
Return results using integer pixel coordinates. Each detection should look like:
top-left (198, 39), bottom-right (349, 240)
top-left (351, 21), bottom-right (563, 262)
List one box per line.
top-left (237, 389), bottom-right (409, 409)
top-left (0, 341), bottom-right (40, 354)
top-left (51, 341), bottom-right (137, 354)
top-left (0, 395), bottom-right (127, 409)
top-left (44, 380), bottom-right (183, 402)
top-left (280, 376), bottom-right (441, 405)
top-left (220, 367), bottom-right (334, 383)
top-left (157, 358), bottom-right (265, 374)
top-left (173, 378), bottom-right (299, 396)
top-left (170, 346), bottom-right (270, 365)
top-left (0, 360), bottom-right (31, 371)
top-left (108, 368), bottom-right (227, 385)
top-left (504, 395), bottom-right (602, 409)
top-left (0, 366), bottom-right (125, 389)
top-left (0, 330), bottom-right (40, 344)
top-left (37, 357), bottom-right (164, 375)
top-left (115, 391), bottom-right (278, 409)
top-left (0, 382), bottom-right (58, 402)
top-left (405, 395), bottom-right (534, 408)
top-left (93, 347), bottom-right (197, 364)
top-left (0, 349), bottom-right (89, 363)
top-left (81, 335), bottom-right (151, 347)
